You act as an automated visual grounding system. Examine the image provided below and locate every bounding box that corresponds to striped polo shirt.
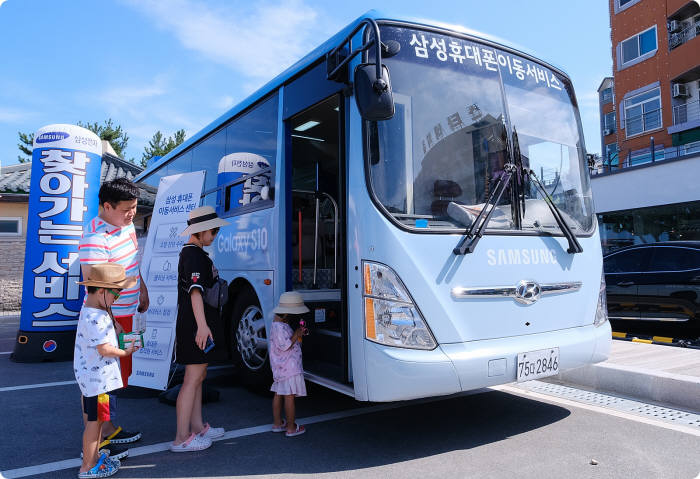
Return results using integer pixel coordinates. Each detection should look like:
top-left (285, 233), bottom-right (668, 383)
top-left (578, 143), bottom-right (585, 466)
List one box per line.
top-left (79, 216), bottom-right (141, 317)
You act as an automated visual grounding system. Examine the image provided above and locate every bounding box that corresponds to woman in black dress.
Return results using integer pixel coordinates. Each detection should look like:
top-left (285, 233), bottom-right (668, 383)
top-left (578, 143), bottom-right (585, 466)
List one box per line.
top-left (171, 206), bottom-right (229, 452)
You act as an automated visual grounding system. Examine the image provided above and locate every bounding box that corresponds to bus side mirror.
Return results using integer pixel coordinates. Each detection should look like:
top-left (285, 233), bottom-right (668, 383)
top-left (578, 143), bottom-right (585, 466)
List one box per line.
top-left (354, 63), bottom-right (395, 121)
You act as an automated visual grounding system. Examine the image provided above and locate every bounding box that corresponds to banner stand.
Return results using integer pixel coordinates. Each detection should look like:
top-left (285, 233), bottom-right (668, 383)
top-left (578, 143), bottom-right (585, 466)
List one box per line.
top-left (12, 124), bottom-right (102, 363)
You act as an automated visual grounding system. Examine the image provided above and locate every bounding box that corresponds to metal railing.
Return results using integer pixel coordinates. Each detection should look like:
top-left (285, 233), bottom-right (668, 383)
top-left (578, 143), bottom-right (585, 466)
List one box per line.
top-left (669, 22), bottom-right (700, 49)
top-left (591, 140), bottom-right (700, 175)
top-left (673, 99), bottom-right (700, 125)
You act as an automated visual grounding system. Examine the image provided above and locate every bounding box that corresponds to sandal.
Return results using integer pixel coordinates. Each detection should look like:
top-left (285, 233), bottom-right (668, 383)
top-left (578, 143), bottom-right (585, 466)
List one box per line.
top-left (271, 419), bottom-right (287, 433)
top-left (169, 433), bottom-right (212, 452)
top-left (285, 423), bottom-right (306, 437)
top-left (77, 452), bottom-right (119, 478)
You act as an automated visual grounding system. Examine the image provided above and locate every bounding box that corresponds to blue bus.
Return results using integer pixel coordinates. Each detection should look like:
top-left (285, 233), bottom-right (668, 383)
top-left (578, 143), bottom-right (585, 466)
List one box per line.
top-left (136, 11), bottom-right (611, 401)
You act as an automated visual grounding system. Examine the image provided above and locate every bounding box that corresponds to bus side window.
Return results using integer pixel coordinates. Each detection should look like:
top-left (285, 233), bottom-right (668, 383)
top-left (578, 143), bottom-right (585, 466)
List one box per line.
top-left (220, 92), bottom-right (279, 215)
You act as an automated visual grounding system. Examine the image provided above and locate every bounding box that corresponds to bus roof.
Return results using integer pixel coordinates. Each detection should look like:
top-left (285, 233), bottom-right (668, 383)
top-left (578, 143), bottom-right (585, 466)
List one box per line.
top-left (135, 10), bottom-right (568, 182)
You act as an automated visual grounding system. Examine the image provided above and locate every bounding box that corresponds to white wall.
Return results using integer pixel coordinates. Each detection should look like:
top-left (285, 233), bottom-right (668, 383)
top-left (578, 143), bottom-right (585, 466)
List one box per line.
top-left (591, 154), bottom-right (700, 213)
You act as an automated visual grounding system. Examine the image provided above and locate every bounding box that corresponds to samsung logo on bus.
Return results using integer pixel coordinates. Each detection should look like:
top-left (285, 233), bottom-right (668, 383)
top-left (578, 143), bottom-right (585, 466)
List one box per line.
top-left (487, 248), bottom-right (558, 266)
top-left (36, 131), bottom-right (70, 143)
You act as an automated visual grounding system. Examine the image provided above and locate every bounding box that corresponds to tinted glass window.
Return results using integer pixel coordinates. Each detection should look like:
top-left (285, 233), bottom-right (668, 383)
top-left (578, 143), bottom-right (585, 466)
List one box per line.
top-left (649, 247), bottom-right (700, 272)
top-left (192, 129), bottom-right (226, 209)
top-left (604, 248), bottom-right (650, 273)
top-left (222, 92), bottom-right (278, 214)
top-left (166, 150), bottom-right (192, 176)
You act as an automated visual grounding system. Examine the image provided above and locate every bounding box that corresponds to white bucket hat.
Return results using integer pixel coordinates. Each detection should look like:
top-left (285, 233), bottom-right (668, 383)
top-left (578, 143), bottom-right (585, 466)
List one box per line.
top-left (181, 206), bottom-right (230, 236)
top-left (272, 291), bottom-right (309, 315)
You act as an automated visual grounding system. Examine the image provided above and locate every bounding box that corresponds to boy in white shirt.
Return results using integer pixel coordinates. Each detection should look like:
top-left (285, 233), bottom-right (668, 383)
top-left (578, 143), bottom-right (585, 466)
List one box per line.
top-left (74, 264), bottom-right (139, 478)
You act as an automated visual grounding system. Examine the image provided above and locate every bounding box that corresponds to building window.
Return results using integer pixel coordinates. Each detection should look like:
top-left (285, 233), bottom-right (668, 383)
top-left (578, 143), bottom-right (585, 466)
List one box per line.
top-left (615, 0), bottom-right (641, 14)
top-left (0, 217), bottom-right (22, 236)
top-left (605, 143), bottom-right (619, 164)
top-left (624, 87), bottom-right (661, 136)
top-left (601, 87), bottom-right (613, 104)
top-left (620, 26), bottom-right (657, 65)
top-left (604, 112), bottom-right (616, 133)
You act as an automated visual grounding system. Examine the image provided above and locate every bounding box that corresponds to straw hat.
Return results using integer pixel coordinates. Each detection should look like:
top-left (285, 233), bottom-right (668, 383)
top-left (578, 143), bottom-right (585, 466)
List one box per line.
top-left (77, 263), bottom-right (138, 289)
top-left (181, 206), bottom-right (230, 236)
top-left (272, 291), bottom-right (309, 315)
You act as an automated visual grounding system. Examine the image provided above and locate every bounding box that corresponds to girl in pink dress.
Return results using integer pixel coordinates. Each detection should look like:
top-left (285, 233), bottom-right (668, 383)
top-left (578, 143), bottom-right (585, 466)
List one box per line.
top-left (269, 291), bottom-right (309, 437)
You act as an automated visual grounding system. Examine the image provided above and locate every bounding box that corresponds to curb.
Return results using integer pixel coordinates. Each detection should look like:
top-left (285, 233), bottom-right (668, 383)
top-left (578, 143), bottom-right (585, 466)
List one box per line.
top-left (612, 332), bottom-right (700, 350)
top-left (554, 361), bottom-right (700, 413)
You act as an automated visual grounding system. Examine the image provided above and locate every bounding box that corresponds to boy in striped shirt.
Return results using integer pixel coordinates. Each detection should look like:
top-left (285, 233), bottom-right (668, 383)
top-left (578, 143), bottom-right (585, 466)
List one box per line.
top-left (79, 178), bottom-right (149, 447)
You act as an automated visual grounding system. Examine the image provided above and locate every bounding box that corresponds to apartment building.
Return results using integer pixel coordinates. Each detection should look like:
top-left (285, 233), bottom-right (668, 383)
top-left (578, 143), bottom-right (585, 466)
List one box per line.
top-left (592, 0), bottom-right (700, 253)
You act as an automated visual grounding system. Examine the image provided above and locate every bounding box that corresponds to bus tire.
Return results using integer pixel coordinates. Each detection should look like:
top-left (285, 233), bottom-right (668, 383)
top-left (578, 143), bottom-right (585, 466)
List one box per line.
top-left (230, 288), bottom-right (271, 385)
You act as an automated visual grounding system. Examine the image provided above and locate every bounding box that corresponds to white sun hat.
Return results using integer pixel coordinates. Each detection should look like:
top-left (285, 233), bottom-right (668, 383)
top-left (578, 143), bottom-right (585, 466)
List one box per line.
top-left (181, 206), bottom-right (230, 236)
top-left (272, 291), bottom-right (310, 315)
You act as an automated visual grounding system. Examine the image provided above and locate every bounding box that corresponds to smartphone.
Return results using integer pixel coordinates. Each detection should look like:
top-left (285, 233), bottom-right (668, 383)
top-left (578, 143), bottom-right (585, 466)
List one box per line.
top-left (203, 337), bottom-right (215, 353)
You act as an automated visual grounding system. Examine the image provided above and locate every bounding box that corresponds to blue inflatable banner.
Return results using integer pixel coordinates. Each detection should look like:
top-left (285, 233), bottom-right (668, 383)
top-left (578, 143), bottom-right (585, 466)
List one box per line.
top-left (13, 124), bottom-right (102, 361)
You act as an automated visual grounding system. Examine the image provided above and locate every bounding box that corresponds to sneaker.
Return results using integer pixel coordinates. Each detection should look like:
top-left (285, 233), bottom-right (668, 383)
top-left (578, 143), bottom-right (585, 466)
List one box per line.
top-left (104, 427), bottom-right (141, 444)
top-left (198, 423), bottom-right (225, 439)
top-left (77, 452), bottom-right (118, 478)
top-left (169, 433), bottom-right (212, 452)
top-left (100, 440), bottom-right (129, 460)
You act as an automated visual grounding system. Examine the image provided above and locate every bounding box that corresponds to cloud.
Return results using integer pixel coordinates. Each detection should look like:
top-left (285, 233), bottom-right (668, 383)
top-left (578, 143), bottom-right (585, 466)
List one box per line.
top-left (123, 0), bottom-right (334, 79)
top-left (0, 107), bottom-right (35, 123)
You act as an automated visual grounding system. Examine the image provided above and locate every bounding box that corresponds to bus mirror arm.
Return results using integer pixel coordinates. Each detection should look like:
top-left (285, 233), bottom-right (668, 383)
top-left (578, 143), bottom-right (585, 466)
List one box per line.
top-left (326, 18), bottom-right (395, 121)
top-left (453, 164), bottom-right (516, 255)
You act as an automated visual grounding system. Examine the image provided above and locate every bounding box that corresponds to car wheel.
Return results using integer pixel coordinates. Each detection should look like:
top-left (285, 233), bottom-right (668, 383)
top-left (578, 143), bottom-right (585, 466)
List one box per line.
top-left (230, 288), bottom-right (271, 383)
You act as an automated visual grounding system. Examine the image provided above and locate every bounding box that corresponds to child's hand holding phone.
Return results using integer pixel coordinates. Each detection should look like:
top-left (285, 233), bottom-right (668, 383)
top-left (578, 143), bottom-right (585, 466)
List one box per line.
top-left (203, 337), bottom-right (215, 353)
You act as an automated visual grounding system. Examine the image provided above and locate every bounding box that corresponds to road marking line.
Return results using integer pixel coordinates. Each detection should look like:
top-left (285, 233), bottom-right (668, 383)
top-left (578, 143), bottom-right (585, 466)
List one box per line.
top-left (494, 384), bottom-right (700, 437)
top-left (0, 366), bottom-right (235, 393)
top-left (0, 392), bottom-right (480, 479)
top-left (0, 380), bottom-right (76, 392)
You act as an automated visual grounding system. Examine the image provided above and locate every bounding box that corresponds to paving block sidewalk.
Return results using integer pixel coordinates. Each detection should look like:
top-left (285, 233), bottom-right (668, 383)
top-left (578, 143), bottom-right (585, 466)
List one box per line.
top-left (553, 340), bottom-right (700, 412)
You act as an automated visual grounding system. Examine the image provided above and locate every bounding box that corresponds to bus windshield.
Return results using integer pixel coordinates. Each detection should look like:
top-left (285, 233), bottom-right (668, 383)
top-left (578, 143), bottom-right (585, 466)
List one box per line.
top-left (367, 25), bottom-right (594, 234)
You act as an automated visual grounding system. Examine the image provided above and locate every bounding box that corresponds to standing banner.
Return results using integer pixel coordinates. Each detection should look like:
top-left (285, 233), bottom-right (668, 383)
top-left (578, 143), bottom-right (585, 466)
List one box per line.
top-left (13, 124), bottom-right (102, 362)
top-left (130, 171), bottom-right (205, 390)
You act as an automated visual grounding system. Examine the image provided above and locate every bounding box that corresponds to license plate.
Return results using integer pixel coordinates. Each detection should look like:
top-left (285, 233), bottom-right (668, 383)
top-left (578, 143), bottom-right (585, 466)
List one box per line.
top-left (516, 348), bottom-right (559, 382)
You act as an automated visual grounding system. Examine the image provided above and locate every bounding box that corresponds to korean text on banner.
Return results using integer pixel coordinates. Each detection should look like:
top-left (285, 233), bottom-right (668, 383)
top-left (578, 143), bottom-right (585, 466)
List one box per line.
top-left (18, 125), bottom-right (102, 333)
top-left (130, 171), bottom-right (205, 390)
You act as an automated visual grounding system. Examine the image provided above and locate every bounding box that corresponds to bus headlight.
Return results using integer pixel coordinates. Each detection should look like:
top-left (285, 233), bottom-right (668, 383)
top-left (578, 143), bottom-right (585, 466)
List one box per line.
top-left (594, 270), bottom-right (608, 327)
top-left (363, 261), bottom-right (437, 350)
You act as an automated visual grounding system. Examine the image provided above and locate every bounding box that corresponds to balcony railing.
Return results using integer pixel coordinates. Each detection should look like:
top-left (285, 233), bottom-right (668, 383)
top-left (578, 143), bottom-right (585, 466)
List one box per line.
top-left (673, 99), bottom-right (700, 125)
top-left (590, 140), bottom-right (700, 175)
top-left (669, 22), bottom-right (700, 49)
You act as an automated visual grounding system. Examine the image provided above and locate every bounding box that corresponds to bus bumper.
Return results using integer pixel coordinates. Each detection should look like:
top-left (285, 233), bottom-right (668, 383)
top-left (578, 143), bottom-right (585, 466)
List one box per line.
top-left (364, 322), bottom-right (611, 402)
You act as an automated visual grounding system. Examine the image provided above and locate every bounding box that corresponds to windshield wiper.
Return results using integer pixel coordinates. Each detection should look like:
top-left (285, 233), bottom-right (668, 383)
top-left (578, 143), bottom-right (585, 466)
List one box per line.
top-left (526, 170), bottom-right (583, 254)
top-left (453, 163), bottom-right (517, 255)
top-left (509, 129), bottom-right (582, 254)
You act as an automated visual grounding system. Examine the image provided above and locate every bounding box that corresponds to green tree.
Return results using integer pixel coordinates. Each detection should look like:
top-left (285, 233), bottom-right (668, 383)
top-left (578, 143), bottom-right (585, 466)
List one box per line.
top-left (141, 129), bottom-right (186, 167)
top-left (77, 118), bottom-right (129, 158)
top-left (17, 131), bottom-right (34, 163)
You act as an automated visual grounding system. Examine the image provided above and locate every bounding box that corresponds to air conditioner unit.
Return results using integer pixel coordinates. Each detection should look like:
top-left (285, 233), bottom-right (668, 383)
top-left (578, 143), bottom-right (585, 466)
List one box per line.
top-left (603, 128), bottom-right (612, 136)
top-left (669, 20), bottom-right (682, 33)
top-left (672, 83), bottom-right (689, 98)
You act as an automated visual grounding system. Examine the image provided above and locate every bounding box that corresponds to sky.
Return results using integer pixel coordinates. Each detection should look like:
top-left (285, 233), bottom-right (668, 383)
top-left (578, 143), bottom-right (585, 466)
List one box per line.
top-left (0, 0), bottom-right (612, 167)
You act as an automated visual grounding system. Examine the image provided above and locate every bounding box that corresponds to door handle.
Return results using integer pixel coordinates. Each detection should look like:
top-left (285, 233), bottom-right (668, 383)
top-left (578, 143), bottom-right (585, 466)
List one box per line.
top-left (616, 281), bottom-right (634, 287)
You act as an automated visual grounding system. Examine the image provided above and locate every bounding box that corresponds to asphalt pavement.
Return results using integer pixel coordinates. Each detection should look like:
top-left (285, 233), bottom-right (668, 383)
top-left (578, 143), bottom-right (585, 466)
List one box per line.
top-left (1, 313), bottom-right (699, 479)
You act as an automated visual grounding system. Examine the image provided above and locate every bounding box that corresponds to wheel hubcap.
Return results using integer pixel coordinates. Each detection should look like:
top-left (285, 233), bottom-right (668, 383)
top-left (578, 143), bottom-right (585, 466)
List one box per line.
top-left (235, 305), bottom-right (268, 370)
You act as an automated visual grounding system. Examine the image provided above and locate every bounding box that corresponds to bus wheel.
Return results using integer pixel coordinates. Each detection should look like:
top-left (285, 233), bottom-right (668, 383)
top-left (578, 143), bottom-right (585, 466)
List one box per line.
top-left (231, 289), bottom-right (270, 381)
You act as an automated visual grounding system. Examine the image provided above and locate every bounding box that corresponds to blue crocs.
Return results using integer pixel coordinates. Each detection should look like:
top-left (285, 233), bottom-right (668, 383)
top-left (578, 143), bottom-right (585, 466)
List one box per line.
top-left (77, 452), bottom-right (119, 478)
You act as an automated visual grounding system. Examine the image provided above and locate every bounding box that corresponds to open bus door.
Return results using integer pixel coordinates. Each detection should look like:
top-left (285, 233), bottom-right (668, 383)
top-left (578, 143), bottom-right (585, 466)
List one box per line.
top-left (285, 93), bottom-right (349, 386)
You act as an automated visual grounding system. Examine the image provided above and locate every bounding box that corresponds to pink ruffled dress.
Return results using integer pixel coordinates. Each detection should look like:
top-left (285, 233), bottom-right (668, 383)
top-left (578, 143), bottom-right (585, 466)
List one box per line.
top-left (269, 321), bottom-right (307, 396)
